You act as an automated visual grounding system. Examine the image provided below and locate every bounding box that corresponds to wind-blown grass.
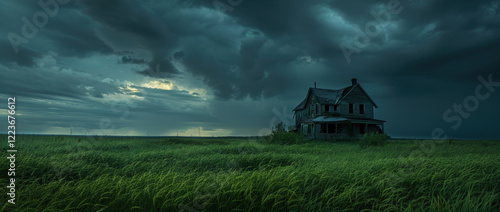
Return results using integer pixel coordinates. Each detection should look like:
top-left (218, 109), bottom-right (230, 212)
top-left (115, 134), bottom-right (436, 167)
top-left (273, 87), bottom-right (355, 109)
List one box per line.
top-left (0, 136), bottom-right (499, 211)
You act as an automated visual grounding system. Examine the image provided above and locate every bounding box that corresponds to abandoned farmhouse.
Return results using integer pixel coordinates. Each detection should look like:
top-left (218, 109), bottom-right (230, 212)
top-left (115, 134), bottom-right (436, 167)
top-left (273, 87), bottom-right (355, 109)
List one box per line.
top-left (293, 78), bottom-right (385, 139)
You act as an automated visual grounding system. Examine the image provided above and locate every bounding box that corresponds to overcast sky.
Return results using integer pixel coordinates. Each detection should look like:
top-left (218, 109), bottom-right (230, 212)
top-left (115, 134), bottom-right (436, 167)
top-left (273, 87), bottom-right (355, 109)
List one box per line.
top-left (1, 0), bottom-right (499, 139)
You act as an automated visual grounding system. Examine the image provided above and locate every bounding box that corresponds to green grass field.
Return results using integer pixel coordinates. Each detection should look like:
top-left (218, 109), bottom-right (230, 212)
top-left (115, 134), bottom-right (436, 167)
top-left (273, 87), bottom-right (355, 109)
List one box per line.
top-left (1, 136), bottom-right (499, 211)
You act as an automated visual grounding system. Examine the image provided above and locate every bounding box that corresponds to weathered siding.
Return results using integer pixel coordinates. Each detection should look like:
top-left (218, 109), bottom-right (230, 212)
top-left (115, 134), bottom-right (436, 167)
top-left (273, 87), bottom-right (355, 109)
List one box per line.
top-left (304, 95), bottom-right (321, 118)
top-left (339, 86), bottom-right (374, 119)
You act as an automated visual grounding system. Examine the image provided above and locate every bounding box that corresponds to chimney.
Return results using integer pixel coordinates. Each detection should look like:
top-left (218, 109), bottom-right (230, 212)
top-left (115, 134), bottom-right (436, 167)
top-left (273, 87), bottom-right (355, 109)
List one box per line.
top-left (314, 81), bottom-right (316, 88)
top-left (351, 78), bottom-right (357, 86)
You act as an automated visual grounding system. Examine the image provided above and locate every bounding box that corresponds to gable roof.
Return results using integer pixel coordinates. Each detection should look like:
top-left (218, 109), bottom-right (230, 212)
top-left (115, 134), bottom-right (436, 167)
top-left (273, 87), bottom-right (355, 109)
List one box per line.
top-left (337, 83), bottom-right (378, 108)
top-left (293, 83), bottom-right (378, 111)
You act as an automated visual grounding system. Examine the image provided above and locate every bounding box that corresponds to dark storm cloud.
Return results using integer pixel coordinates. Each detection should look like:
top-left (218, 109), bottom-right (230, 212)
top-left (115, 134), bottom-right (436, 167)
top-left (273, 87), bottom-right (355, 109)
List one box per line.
top-left (173, 51), bottom-right (184, 60)
top-left (181, 33), bottom-right (275, 100)
top-left (1, 1), bottom-right (114, 66)
top-left (119, 56), bottom-right (147, 64)
top-left (211, 0), bottom-right (500, 83)
top-left (136, 56), bottom-right (178, 78)
top-left (0, 63), bottom-right (120, 100)
top-left (77, 0), bottom-right (180, 76)
top-left (3, 0), bottom-right (499, 89)
top-left (44, 10), bottom-right (115, 58)
top-left (2, 0), bottom-right (330, 99)
top-left (0, 40), bottom-right (41, 66)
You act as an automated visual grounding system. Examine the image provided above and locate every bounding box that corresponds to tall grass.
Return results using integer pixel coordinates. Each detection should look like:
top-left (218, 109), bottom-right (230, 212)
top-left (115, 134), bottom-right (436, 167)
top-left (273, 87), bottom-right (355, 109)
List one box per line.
top-left (262, 132), bottom-right (304, 145)
top-left (358, 132), bottom-right (390, 148)
top-left (0, 136), bottom-right (499, 211)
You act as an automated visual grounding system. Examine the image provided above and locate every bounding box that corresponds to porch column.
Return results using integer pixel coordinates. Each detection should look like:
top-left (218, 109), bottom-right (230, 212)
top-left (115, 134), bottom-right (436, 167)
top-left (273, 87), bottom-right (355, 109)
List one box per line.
top-left (313, 124), bottom-right (315, 139)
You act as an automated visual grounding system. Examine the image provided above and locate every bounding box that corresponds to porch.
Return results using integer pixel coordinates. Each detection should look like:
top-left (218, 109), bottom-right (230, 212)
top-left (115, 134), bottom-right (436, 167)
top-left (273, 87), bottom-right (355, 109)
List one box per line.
top-left (301, 116), bottom-right (385, 140)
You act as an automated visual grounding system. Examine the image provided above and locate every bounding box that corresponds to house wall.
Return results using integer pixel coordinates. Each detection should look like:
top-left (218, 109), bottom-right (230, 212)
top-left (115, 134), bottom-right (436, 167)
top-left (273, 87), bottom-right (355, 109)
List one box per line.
top-left (310, 96), bottom-right (318, 117)
top-left (299, 123), bottom-right (315, 139)
top-left (295, 109), bottom-right (305, 126)
top-left (294, 95), bottom-right (319, 125)
top-left (338, 86), bottom-right (374, 119)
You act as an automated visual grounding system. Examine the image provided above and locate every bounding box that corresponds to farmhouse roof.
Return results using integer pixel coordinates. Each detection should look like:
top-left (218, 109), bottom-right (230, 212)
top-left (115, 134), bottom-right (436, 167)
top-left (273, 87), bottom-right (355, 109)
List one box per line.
top-left (312, 116), bottom-right (348, 122)
top-left (306, 116), bottom-right (385, 123)
top-left (293, 81), bottom-right (378, 111)
top-left (293, 87), bottom-right (346, 111)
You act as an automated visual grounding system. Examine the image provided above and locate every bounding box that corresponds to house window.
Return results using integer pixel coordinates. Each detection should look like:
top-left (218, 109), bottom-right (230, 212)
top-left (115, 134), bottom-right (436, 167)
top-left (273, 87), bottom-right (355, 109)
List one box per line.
top-left (327, 124), bottom-right (336, 134)
top-left (359, 104), bottom-right (364, 115)
top-left (315, 104), bottom-right (318, 114)
top-left (334, 105), bottom-right (338, 111)
top-left (320, 124), bottom-right (327, 133)
top-left (349, 103), bottom-right (354, 114)
top-left (324, 105), bottom-right (329, 112)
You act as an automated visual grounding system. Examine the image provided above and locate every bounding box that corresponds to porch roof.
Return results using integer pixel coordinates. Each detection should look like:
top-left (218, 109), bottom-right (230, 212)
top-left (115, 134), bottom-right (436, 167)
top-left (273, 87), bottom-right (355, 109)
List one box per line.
top-left (312, 116), bottom-right (348, 122)
top-left (311, 116), bottom-right (385, 124)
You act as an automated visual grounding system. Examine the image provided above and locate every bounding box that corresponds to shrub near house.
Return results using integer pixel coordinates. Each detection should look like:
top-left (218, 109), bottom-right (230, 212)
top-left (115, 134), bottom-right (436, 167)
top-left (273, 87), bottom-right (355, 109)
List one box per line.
top-left (262, 122), bottom-right (304, 145)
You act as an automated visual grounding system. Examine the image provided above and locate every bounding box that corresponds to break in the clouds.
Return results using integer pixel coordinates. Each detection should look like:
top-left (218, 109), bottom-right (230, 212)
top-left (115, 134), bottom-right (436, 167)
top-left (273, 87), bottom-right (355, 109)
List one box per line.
top-left (1, 0), bottom-right (499, 139)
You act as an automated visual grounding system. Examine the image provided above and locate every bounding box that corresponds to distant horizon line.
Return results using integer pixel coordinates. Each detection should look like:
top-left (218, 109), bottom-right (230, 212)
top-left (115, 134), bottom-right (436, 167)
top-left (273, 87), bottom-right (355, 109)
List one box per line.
top-left (3, 133), bottom-right (258, 139)
top-left (2, 133), bottom-right (498, 141)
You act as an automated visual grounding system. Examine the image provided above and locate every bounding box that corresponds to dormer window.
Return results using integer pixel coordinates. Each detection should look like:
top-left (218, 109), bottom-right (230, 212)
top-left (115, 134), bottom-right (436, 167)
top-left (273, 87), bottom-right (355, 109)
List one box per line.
top-left (349, 103), bottom-right (354, 114)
